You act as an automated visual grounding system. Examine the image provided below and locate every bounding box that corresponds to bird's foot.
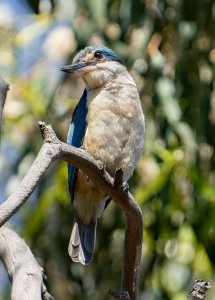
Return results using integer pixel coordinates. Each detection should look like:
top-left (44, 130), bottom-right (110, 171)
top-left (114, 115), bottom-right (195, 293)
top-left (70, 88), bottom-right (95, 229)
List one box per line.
top-left (114, 168), bottom-right (123, 185)
top-left (122, 181), bottom-right (129, 193)
top-left (114, 169), bottom-right (129, 193)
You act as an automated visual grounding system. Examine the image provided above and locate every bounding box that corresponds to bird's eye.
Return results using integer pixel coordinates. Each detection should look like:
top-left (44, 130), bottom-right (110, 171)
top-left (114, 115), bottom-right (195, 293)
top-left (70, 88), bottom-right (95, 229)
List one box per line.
top-left (94, 50), bottom-right (104, 59)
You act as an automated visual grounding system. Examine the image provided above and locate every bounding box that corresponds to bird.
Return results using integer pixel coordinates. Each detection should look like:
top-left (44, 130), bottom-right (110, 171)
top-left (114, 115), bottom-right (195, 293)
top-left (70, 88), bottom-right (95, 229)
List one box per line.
top-left (60, 45), bottom-right (145, 265)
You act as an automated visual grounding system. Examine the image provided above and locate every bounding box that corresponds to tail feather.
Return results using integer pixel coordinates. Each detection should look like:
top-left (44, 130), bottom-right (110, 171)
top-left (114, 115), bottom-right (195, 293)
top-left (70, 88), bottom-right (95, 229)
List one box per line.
top-left (69, 222), bottom-right (80, 262)
top-left (68, 216), bottom-right (96, 265)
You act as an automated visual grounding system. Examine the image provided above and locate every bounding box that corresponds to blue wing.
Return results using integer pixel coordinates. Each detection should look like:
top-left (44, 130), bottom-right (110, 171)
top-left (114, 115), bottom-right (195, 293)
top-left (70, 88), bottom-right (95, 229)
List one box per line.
top-left (67, 89), bottom-right (88, 198)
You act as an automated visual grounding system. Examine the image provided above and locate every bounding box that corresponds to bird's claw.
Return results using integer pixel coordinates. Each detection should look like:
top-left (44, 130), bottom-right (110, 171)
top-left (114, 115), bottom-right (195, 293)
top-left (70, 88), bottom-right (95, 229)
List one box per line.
top-left (97, 160), bottom-right (106, 173)
top-left (122, 182), bottom-right (129, 193)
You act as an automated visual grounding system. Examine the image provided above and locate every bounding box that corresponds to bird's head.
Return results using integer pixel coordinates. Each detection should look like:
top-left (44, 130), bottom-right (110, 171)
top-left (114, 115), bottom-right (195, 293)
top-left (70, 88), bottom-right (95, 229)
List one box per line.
top-left (61, 45), bottom-right (125, 89)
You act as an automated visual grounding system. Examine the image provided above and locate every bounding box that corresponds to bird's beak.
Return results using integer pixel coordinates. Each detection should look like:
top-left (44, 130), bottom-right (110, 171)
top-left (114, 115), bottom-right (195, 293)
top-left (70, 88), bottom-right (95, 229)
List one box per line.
top-left (60, 61), bottom-right (97, 76)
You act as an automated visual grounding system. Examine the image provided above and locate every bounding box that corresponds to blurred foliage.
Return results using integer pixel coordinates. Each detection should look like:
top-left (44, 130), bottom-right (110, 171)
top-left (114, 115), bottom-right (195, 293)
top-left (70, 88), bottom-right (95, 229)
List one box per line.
top-left (1, 0), bottom-right (215, 299)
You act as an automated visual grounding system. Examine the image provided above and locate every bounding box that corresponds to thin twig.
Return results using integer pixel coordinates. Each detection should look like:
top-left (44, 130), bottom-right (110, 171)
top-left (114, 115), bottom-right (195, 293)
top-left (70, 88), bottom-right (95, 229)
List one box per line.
top-left (0, 76), bottom-right (9, 138)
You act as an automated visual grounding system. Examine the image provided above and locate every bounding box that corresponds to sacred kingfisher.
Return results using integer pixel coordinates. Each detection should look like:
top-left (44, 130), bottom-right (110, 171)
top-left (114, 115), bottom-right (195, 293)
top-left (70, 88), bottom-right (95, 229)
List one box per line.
top-left (61, 45), bottom-right (145, 265)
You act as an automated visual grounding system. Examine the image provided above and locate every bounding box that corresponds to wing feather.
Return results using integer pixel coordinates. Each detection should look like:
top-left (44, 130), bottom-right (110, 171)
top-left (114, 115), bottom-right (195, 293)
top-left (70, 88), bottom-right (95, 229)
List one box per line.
top-left (67, 89), bottom-right (88, 197)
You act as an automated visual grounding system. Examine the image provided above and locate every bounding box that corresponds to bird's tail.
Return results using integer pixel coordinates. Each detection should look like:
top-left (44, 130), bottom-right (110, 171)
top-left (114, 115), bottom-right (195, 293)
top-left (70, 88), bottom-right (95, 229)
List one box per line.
top-left (68, 215), bottom-right (96, 265)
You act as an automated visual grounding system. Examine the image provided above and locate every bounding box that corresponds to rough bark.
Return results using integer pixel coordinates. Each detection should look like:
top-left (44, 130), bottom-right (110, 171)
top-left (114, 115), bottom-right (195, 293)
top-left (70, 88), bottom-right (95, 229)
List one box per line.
top-left (188, 280), bottom-right (211, 300)
top-left (0, 227), bottom-right (43, 300)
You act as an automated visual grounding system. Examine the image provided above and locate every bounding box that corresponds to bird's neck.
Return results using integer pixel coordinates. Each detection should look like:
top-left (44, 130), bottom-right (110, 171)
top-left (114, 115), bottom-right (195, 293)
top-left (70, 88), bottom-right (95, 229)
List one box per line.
top-left (85, 70), bottom-right (136, 93)
top-left (85, 72), bottom-right (138, 109)
top-left (83, 71), bottom-right (112, 90)
top-left (82, 62), bottom-right (132, 90)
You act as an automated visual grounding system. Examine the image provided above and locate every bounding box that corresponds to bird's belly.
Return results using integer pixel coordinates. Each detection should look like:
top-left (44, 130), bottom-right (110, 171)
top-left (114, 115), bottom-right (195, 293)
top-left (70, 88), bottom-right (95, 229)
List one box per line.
top-left (74, 170), bottom-right (106, 224)
top-left (83, 110), bottom-right (144, 180)
top-left (74, 110), bottom-right (144, 224)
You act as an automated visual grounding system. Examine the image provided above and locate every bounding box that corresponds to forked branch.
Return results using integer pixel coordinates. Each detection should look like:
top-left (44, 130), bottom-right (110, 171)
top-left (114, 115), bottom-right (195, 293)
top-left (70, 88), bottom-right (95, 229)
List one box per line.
top-left (0, 121), bottom-right (143, 300)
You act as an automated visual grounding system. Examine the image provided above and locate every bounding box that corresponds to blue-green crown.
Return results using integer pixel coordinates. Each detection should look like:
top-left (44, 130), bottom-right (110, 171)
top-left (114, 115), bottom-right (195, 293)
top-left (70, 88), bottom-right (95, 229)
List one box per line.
top-left (73, 45), bottom-right (123, 64)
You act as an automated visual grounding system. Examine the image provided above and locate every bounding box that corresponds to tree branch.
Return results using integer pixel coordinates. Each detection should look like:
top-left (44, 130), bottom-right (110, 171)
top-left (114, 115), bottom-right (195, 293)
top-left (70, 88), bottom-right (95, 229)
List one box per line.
top-left (0, 121), bottom-right (143, 300)
top-left (0, 226), bottom-right (43, 300)
top-left (188, 280), bottom-right (211, 300)
top-left (0, 227), bottom-right (54, 300)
